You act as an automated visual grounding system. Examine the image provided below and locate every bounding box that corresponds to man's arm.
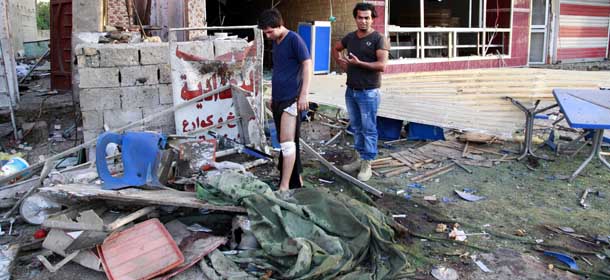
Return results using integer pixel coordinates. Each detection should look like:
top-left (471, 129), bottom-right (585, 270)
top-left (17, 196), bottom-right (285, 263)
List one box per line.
top-left (345, 37), bottom-right (389, 72)
top-left (297, 59), bottom-right (312, 112)
top-left (345, 49), bottom-right (388, 72)
top-left (332, 41), bottom-right (348, 72)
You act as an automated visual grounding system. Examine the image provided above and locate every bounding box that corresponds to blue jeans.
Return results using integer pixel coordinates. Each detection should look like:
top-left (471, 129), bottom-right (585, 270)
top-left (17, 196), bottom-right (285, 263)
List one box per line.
top-left (345, 88), bottom-right (380, 160)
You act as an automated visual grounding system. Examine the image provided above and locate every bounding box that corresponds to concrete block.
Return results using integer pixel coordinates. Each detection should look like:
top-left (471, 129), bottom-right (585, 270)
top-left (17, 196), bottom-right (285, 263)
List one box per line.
top-left (143, 106), bottom-right (174, 128)
top-left (158, 64), bottom-right (172, 84)
top-left (79, 88), bottom-right (122, 111)
top-left (76, 55), bottom-right (100, 68)
top-left (158, 84), bottom-right (173, 105)
top-left (81, 110), bottom-right (104, 130)
top-left (79, 67), bottom-right (120, 88)
top-left (120, 86), bottom-right (160, 109)
top-left (119, 65), bottom-right (159, 87)
top-left (139, 43), bottom-right (169, 65)
top-left (83, 129), bottom-right (103, 144)
top-left (83, 47), bottom-right (98, 56)
top-left (99, 45), bottom-right (139, 67)
top-left (214, 39), bottom-right (249, 57)
top-left (103, 109), bottom-right (143, 129)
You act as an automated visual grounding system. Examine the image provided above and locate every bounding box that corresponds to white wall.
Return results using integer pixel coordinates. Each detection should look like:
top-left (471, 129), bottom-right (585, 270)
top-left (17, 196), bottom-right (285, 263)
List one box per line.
top-left (9, 0), bottom-right (38, 55)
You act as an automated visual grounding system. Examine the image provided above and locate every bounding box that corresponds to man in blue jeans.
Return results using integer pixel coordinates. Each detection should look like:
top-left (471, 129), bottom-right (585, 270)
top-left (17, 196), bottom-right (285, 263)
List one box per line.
top-left (332, 3), bottom-right (388, 181)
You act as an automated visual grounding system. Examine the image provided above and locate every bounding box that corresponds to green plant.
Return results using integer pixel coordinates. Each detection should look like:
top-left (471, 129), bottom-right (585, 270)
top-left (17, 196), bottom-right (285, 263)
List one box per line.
top-left (36, 1), bottom-right (50, 30)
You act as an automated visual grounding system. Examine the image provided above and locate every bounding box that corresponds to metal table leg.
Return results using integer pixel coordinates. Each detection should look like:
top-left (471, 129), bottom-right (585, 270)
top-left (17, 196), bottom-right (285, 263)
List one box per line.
top-left (504, 97), bottom-right (558, 161)
top-left (570, 129), bottom-right (610, 181)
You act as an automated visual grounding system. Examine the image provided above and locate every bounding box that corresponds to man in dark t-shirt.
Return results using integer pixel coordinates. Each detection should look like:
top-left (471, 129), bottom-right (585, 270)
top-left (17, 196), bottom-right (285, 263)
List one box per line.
top-left (332, 3), bottom-right (388, 182)
top-left (258, 9), bottom-right (312, 192)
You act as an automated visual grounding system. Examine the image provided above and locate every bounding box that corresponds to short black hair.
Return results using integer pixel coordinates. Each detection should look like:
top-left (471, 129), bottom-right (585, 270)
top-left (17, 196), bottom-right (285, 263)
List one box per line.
top-left (258, 9), bottom-right (284, 29)
top-left (353, 3), bottom-right (377, 18)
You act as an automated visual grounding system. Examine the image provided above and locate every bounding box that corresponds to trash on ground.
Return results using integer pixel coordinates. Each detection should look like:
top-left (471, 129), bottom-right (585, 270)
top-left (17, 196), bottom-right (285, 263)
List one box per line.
top-left (431, 266), bottom-right (459, 280)
top-left (543, 251), bottom-right (579, 270)
top-left (454, 189), bottom-right (485, 202)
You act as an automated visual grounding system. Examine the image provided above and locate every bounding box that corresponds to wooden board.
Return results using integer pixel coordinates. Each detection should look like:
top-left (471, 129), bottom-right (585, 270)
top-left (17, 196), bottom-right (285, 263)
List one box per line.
top-left (309, 68), bottom-right (610, 139)
top-left (39, 184), bottom-right (246, 213)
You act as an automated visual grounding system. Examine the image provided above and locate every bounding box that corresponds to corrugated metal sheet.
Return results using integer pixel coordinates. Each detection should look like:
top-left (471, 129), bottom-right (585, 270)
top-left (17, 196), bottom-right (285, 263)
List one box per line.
top-left (309, 68), bottom-right (610, 139)
top-left (557, 0), bottom-right (610, 61)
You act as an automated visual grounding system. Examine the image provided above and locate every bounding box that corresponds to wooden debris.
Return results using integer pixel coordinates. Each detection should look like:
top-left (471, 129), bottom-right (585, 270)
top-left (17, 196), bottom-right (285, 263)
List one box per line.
top-left (410, 163), bottom-right (456, 183)
top-left (104, 206), bottom-right (156, 232)
top-left (452, 160), bottom-right (473, 174)
top-left (384, 167), bottom-right (411, 178)
top-left (39, 184), bottom-right (247, 213)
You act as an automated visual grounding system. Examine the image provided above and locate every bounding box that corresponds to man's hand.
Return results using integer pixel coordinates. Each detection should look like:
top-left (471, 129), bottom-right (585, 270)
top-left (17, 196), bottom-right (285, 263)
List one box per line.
top-left (345, 52), bottom-right (362, 66)
top-left (297, 93), bottom-right (308, 112)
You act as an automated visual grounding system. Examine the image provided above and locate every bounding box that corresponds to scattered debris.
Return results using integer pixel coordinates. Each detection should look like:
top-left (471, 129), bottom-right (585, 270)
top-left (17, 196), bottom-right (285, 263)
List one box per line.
top-left (98, 219), bottom-right (184, 279)
top-left (579, 188), bottom-right (593, 209)
top-left (454, 189), bottom-right (485, 202)
top-left (544, 251), bottom-right (579, 270)
top-left (431, 266), bottom-right (459, 280)
top-left (515, 229), bottom-right (527, 237)
top-left (449, 228), bottom-right (467, 242)
top-left (436, 223), bottom-right (448, 233)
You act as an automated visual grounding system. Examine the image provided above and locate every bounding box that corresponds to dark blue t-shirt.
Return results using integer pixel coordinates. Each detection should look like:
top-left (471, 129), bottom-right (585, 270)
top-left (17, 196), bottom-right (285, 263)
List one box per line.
top-left (272, 31), bottom-right (310, 102)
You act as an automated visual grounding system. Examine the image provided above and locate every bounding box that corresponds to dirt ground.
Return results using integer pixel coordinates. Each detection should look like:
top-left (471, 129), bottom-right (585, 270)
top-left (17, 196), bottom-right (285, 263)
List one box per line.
top-left (296, 117), bottom-right (610, 279)
top-left (3, 77), bottom-right (610, 279)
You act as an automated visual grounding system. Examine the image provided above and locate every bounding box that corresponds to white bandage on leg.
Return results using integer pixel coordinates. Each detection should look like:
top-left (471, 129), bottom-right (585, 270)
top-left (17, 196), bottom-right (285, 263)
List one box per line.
top-left (280, 141), bottom-right (296, 156)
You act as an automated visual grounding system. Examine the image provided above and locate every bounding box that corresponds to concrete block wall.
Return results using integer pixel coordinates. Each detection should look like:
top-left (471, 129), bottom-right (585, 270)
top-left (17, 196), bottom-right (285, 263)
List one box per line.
top-left (75, 43), bottom-right (174, 145)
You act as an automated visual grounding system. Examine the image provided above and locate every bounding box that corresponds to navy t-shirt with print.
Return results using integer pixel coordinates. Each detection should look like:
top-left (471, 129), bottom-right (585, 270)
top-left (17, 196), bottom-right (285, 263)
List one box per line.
top-left (272, 31), bottom-right (311, 102)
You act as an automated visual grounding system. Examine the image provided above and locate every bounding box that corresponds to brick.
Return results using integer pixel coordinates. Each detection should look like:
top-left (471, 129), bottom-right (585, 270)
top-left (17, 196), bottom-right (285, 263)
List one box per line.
top-left (98, 45), bottom-right (139, 67)
top-left (81, 110), bottom-right (104, 130)
top-left (139, 43), bottom-right (169, 65)
top-left (103, 109), bottom-right (143, 129)
top-left (158, 84), bottom-right (174, 105)
top-left (119, 65), bottom-right (159, 87)
top-left (79, 68), bottom-right (120, 88)
top-left (213, 39), bottom-right (249, 57)
top-left (120, 86), bottom-right (160, 109)
top-left (158, 64), bottom-right (172, 84)
top-left (79, 88), bottom-right (122, 111)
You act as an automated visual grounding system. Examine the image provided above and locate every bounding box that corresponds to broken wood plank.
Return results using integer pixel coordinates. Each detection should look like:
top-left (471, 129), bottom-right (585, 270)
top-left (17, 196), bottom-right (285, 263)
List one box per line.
top-left (410, 163), bottom-right (456, 182)
top-left (391, 154), bottom-right (415, 169)
top-left (413, 166), bottom-right (456, 183)
top-left (37, 251), bottom-right (80, 273)
top-left (39, 184), bottom-right (247, 213)
top-left (452, 160), bottom-right (473, 174)
top-left (371, 157), bottom-right (392, 164)
top-left (104, 206), bottom-right (156, 232)
top-left (462, 141), bottom-right (469, 158)
top-left (372, 162), bottom-right (406, 169)
top-left (384, 167), bottom-right (411, 178)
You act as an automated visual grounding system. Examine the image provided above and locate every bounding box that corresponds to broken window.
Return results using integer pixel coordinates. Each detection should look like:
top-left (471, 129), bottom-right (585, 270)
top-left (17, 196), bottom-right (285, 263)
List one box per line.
top-left (388, 0), bottom-right (512, 61)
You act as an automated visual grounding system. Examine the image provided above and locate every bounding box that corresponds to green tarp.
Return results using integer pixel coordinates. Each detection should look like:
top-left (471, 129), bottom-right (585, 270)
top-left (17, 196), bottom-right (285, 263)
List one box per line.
top-left (197, 173), bottom-right (411, 279)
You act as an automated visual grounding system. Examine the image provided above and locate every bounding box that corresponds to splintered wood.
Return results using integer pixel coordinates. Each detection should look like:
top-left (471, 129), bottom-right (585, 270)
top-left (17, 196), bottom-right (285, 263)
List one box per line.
top-left (309, 68), bottom-right (610, 138)
top-left (371, 149), bottom-right (436, 178)
top-left (371, 140), bottom-right (512, 181)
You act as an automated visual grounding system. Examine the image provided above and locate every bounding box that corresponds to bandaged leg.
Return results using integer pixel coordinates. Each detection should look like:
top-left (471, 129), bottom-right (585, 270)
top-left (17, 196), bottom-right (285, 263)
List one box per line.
top-left (280, 141), bottom-right (296, 156)
top-left (278, 112), bottom-right (297, 191)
